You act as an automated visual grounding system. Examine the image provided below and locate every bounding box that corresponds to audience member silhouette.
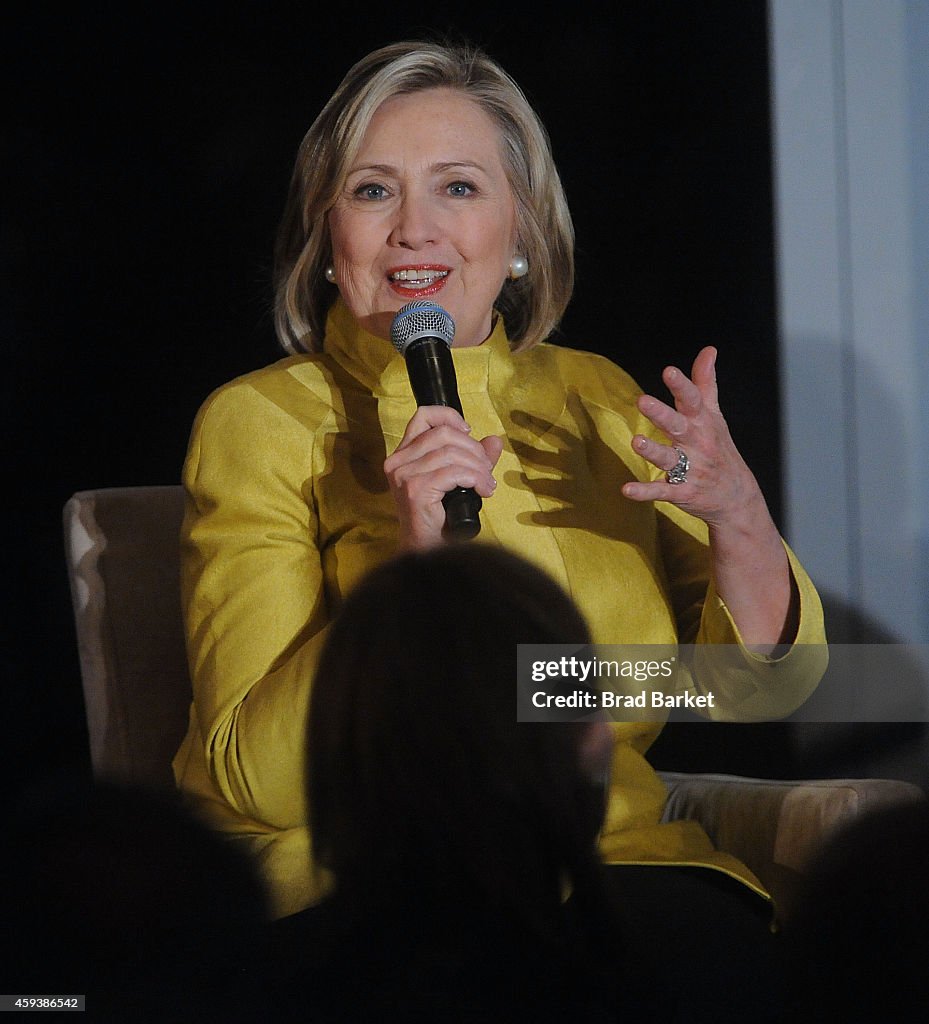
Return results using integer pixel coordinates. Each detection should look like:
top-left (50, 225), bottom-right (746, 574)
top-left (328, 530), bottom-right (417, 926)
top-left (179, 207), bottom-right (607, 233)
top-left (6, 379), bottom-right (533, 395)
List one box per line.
top-left (5, 781), bottom-right (268, 1021)
top-left (268, 544), bottom-right (623, 1022)
top-left (784, 797), bottom-right (929, 1022)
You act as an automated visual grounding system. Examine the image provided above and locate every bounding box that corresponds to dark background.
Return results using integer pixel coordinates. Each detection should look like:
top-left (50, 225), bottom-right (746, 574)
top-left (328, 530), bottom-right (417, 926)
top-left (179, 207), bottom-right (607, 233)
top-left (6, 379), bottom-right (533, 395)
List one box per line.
top-left (7, 1), bottom-right (789, 799)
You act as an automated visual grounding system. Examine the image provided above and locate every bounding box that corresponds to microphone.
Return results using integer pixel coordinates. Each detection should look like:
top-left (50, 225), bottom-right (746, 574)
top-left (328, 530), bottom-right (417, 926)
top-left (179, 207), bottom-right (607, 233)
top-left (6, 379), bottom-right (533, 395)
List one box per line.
top-left (390, 300), bottom-right (482, 540)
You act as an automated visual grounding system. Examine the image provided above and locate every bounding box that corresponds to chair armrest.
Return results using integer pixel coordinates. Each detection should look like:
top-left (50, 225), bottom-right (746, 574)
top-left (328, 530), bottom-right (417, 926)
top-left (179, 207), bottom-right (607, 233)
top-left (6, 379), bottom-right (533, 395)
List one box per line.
top-left (658, 771), bottom-right (925, 920)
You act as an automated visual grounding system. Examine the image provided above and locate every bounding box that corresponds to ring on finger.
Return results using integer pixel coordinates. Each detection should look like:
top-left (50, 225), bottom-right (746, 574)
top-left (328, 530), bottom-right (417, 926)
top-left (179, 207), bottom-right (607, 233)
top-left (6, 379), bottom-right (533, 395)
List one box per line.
top-left (666, 446), bottom-right (690, 485)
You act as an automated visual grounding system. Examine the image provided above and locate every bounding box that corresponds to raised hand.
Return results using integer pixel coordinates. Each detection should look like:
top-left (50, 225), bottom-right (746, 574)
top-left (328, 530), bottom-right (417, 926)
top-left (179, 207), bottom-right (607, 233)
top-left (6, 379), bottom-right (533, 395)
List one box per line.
top-left (623, 347), bottom-right (797, 650)
top-left (621, 347), bottom-right (762, 528)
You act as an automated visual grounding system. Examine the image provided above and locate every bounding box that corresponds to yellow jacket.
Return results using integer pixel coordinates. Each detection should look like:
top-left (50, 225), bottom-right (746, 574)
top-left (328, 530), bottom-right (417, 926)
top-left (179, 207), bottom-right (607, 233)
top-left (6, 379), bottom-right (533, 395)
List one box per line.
top-left (174, 300), bottom-right (827, 918)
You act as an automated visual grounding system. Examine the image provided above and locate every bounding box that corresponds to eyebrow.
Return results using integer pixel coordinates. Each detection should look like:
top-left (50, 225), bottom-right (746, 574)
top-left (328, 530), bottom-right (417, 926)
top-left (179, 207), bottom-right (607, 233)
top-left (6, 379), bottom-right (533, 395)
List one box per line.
top-left (346, 161), bottom-right (490, 177)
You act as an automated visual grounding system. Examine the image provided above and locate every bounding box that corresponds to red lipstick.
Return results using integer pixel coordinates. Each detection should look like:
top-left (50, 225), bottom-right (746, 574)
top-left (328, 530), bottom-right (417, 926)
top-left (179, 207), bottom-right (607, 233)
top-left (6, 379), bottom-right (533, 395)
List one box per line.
top-left (387, 264), bottom-right (450, 299)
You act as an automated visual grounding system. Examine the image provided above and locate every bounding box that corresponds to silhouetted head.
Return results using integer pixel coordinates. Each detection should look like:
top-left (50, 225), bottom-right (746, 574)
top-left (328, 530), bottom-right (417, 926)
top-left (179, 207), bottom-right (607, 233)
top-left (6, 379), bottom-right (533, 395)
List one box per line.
top-left (308, 543), bottom-right (609, 932)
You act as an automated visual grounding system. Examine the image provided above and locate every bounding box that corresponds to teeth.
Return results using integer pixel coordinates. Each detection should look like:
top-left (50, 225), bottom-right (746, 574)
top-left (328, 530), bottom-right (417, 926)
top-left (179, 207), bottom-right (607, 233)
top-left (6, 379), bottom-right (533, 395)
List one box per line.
top-left (390, 269), bottom-right (449, 283)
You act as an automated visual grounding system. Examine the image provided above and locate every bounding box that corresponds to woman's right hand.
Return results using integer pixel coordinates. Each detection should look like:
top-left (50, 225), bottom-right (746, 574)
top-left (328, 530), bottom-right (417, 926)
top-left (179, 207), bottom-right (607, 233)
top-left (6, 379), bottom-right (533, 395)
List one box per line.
top-left (384, 406), bottom-right (503, 551)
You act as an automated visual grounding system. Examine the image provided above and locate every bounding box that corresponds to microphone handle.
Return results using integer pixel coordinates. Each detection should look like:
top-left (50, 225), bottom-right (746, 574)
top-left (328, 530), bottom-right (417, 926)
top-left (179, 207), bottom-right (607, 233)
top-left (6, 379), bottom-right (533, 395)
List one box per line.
top-left (404, 338), bottom-right (482, 540)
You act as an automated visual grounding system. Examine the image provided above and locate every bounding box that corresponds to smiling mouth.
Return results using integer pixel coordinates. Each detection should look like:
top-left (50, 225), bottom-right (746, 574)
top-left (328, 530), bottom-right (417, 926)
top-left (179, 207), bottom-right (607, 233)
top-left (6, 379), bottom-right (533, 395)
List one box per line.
top-left (389, 268), bottom-right (450, 289)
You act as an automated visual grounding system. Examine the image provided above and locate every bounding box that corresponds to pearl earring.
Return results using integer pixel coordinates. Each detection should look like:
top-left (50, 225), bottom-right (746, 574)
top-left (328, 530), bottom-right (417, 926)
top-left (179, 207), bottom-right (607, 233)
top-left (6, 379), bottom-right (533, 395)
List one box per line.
top-left (325, 266), bottom-right (337, 284)
top-left (508, 255), bottom-right (529, 279)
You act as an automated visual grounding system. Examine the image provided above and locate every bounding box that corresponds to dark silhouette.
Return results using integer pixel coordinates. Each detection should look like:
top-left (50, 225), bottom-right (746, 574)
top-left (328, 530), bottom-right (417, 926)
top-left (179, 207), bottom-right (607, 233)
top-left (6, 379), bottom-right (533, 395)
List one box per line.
top-left (784, 798), bottom-right (929, 1022)
top-left (4, 781), bottom-right (268, 1021)
top-left (269, 544), bottom-right (622, 1022)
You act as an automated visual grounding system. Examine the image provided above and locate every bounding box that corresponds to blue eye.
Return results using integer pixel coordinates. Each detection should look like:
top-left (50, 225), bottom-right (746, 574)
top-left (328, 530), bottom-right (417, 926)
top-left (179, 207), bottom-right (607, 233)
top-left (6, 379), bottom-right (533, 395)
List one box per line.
top-left (355, 183), bottom-right (388, 200)
top-left (447, 181), bottom-right (475, 197)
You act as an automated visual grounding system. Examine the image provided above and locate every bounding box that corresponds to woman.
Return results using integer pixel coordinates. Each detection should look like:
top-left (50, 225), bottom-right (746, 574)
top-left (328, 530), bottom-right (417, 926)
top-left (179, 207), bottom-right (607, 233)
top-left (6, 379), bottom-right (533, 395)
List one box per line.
top-left (265, 543), bottom-right (623, 1021)
top-left (173, 40), bottom-right (827, 920)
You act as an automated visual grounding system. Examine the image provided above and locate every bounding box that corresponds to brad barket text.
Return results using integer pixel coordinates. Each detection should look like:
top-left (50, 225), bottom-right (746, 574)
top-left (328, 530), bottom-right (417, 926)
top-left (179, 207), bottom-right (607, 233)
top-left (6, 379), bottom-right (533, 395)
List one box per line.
top-left (529, 689), bottom-right (717, 710)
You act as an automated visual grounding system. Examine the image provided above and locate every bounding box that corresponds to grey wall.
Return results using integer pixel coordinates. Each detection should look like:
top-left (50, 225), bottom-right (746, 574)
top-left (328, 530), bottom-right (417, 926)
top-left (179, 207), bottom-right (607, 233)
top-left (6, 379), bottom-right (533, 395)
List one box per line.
top-left (770, 0), bottom-right (929, 644)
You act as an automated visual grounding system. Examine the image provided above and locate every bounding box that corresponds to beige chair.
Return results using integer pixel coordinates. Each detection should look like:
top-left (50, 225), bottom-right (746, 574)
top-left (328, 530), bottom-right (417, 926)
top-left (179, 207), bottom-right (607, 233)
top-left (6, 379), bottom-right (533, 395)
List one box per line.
top-left (63, 485), bottom-right (925, 920)
top-left (63, 486), bottom-right (190, 792)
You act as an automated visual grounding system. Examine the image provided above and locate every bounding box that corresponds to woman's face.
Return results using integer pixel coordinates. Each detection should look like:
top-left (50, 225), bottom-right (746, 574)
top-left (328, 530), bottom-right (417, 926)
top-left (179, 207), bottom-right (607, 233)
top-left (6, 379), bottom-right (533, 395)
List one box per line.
top-left (328, 87), bottom-right (518, 348)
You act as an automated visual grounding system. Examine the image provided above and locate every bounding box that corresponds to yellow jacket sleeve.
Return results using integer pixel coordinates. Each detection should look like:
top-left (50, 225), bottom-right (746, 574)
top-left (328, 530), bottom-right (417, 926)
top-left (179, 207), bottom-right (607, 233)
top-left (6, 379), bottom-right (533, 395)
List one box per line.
top-left (178, 373), bottom-right (332, 830)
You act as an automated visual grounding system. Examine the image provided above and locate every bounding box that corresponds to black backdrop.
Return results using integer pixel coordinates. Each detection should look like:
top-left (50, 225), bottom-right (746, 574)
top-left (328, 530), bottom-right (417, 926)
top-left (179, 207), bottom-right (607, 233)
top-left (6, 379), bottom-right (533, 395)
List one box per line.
top-left (6, 1), bottom-right (783, 798)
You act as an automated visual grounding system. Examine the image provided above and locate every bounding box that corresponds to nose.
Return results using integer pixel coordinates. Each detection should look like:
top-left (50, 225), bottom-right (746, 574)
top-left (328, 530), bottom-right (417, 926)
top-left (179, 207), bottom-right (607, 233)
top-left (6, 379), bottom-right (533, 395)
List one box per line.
top-left (387, 190), bottom-right (440, 250)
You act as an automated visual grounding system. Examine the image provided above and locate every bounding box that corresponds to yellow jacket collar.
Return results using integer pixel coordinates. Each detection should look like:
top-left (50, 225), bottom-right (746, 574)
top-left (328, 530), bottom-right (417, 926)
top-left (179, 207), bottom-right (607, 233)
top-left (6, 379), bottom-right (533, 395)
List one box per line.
top-left (322, 299), bottom-right (514, 400)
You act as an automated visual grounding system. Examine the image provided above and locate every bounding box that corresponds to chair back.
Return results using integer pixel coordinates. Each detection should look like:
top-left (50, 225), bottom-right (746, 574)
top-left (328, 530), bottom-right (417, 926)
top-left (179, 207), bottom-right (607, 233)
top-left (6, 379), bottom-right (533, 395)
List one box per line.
top-left (63, 486), bottom-right (190, 791)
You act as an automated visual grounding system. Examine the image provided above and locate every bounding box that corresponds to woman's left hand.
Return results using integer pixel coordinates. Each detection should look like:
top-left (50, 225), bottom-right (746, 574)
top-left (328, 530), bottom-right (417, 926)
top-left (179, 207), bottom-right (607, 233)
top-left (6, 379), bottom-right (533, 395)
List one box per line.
top-left (621, 346), bottom-right (762, 527)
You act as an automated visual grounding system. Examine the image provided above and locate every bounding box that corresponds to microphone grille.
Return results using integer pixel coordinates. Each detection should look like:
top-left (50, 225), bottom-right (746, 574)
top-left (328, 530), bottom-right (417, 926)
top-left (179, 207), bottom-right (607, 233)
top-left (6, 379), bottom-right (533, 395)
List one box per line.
top-left (390, 300), bottom-right (455, 353)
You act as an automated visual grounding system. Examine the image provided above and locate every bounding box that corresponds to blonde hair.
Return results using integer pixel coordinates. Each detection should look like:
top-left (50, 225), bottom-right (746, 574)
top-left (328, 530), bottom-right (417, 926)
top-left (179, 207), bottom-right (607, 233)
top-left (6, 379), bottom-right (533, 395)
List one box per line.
top-left (273, 40), bottom-right (575, 353)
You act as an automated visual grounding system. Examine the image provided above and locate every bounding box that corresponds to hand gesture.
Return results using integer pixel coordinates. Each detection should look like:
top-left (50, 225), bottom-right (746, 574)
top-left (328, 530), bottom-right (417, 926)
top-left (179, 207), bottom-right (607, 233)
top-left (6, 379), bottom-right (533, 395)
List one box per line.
top-left (621, 347), bottom-right (763, 529)
top-left (622, 346), bottom-right (798, 648)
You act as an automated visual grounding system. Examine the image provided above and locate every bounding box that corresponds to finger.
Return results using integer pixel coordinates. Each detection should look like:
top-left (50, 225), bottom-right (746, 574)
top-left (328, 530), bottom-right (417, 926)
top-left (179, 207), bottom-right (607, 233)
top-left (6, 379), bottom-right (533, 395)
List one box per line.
top-left (393, 451), bottom-right (498, 498)
top-left (385, 433), bottom-right (494, 483)
top-left (691, 346), bottom-right (719, 411)
top-left (480, 434), bottom-right (504, 469)
top-left (622, 478), bottom-right (680, 503)
top-left (387, 426), bottom-right (498, 486)
top-left (636, 394), bottom-right (689, 440)
top-left (632, 435), bottom-right (684, 473)
top-left (661, 364), bottom-right (703, 418)
top-left (389, 422), bottom-right (491, 470)
top-left (397, 405), bottom-right (471, 447)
